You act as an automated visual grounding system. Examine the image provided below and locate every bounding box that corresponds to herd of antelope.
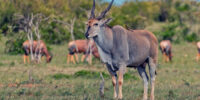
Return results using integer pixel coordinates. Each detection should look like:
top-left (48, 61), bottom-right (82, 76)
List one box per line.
top-left (21, 0), bottom-right (200, 99)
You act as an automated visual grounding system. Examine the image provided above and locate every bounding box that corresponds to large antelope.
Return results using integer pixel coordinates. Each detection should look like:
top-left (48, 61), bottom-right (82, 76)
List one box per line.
top-left (67, 39), bottom-right (99, 64)
top-left (160, 40), bottom-right (172, 62)
top-left (196, 41), bottom-right (200, 61)
top-left (23, 40), bottom-right (53, 63)
top-left (85, 0), bottom-right (158, 99)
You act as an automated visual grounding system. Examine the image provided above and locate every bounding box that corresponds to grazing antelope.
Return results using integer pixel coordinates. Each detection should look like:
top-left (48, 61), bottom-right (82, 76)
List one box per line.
top-left (196, 41), bottom-right (200, 61)
top-left (85, 0), bottom-right (158, 99)
top-left (160, 40), bottom-right (172, 62)
top-left (67, 39), bottom-right (99, 64)
top-left (23, 40), bottom-right (53, 64)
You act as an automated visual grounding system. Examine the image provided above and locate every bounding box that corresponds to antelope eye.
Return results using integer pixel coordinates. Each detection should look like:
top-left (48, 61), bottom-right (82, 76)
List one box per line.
top-left (94, 23), bottom-right (98, 26)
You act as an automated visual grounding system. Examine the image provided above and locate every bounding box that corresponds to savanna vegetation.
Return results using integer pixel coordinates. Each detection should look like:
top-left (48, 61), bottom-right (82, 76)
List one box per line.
top-left (0, 37), bottom-right (200, 99)
top-left (0, 0), bottom-right (199, 54)
top-left (0, 0), bottom-right (200, 99)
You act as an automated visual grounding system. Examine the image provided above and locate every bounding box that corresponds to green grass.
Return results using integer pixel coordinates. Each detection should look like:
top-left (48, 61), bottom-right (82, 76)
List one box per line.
top-left (0, 38), bottom-right (200, 99)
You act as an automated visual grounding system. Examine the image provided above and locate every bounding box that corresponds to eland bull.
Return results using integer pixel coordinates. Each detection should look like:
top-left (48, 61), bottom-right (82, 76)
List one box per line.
top-left (23, 40), bottom-right (52, 63)
top-left (85, 0), bottom-right (158, 99)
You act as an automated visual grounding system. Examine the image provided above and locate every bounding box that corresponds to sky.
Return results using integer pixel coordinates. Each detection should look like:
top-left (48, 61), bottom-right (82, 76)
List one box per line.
top-left (103, 0), bottom-right (127, 5)
top-left (103, 0), bottom-right (200, 6)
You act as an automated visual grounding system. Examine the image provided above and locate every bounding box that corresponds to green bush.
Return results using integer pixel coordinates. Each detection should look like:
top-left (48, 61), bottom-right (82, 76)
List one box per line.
top-left (156, 23), bottom-right (178, 42)
top-left (41, 22), bottom-right (70, 44)
top-left (175, 2), bottom-right (190, 12)
top-left (155, 22), bottom-right (198, 43)
top-left (4, 32), bottom-right (26, 55)
top-left (185, 33), bottom-right (198, 42)
top-left (52, 73), bottom-right (71, 80)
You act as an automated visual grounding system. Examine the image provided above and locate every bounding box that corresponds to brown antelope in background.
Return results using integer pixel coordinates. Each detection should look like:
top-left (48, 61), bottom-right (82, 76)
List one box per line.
top-left (160, 40), bottom-right (172, 62)
top-left (23, 40), bottom-right (53, 64)
top-left (85, 0), bottom-right (158, 99)
top-left (67, 39), bottom-right (99, 64)
top-left (196, 41), bottom-right (200, 61)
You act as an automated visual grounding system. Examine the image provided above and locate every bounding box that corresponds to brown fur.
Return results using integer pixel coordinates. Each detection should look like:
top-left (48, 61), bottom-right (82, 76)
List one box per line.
top-left (23, 40), bottom-right (52, 63)
top-left (67, 39), bottom-right (99, 64)
top-left (160, 40), bottom-right (172, 62)
top-left (85, 0), bottom-right (158, 99)
top-left (196, 41), bottom-right (200, 61)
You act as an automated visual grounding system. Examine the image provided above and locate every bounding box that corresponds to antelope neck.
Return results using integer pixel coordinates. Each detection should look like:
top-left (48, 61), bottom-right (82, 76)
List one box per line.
top-left (93, 25), bottom-right (113, 54)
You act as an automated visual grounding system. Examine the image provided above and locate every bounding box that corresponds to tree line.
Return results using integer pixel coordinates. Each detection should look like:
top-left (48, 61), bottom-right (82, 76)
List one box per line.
top-left (0, 0), bottom-right (199, 54)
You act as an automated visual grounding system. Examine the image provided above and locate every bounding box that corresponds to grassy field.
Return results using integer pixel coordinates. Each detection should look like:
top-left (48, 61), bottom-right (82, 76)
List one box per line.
top-left (0, 38), bottom-right (200, 100)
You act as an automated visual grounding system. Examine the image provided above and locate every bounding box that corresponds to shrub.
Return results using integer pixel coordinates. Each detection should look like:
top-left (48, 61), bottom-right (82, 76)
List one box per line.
top-left (52, 73), bottom-right (71, 80)
top-left (41, 22), bottom-right (70, 44)
top-left (4, 32), bottom-right (26, 55)
top-left (185, 32), bottom-right (198, 42)
top-left (156, 23), bottom-right (178, 42)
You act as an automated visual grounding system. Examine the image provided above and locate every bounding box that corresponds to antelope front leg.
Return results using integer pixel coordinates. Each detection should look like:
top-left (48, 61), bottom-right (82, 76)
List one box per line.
top-left (27, 56), bottom-right (30, 64)
top-left (166, 55), bottom-right (170, 62)
top-left (118, 66), bottom-right (126, 99)
top-left (81, 55), bottom-right (86, 62)
top-left (196, 53), bottom-right (200, 62)
top-left (164, 54), bottom-right (167, 62)
top-left (162, 54), bottom-right (165, 63)
top-left (88, 55), bottom-right (92, 65)
top-left (75, 54), bottom-right (79, 63)
top-left (71, 55), bottom-right (76, 64)
top-left (106, 64), bottom-right (118, 99)
top-left (67, 54), bottom-right (70, 64)
top-left (111, 75), bottom-right (117, 98)
top-left (41, 56), bottom-right (45, 61)
top-left (23, 55), bottom-right (26, 64)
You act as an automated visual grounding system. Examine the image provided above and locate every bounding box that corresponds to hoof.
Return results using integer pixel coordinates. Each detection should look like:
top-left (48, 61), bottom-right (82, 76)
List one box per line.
top-left (143, 96), bottom-right (148, 100)
top-left (150, 95), bottom-right (154, 100)
top-left (143, 98), bottom-right (147, 100)
top-left (113, 96), bottom-right (117, 99)
top-left (118, 96), bottom-right (123, 100)
top-left (117, 98), bottom-right (123, 100)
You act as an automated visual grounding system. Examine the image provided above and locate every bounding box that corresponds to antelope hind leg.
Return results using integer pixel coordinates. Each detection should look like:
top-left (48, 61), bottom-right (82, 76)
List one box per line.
top-left (148, 58), bottom-right (157, 100)
top-left (137, 65), bottom-right (149, 100)
top-left (88, 55), bottom-right (92, 65)
top-left (27, 56), bottom-right (30, 64)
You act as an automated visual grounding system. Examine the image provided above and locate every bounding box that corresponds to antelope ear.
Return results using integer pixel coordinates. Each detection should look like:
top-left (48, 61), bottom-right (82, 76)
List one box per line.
top-left (100, 18), bottom-right (112, 26)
